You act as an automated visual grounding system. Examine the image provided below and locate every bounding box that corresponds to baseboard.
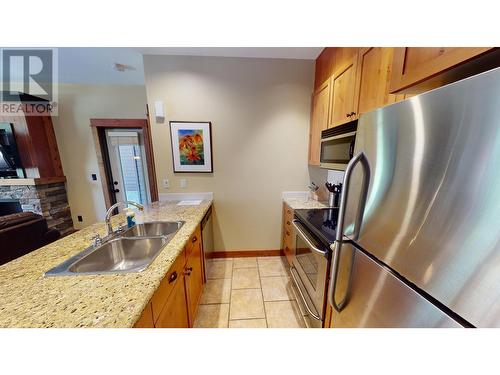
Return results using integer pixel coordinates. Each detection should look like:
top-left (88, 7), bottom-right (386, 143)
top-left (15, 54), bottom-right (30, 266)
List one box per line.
top-left (211, 249), bottom-right (284, 258)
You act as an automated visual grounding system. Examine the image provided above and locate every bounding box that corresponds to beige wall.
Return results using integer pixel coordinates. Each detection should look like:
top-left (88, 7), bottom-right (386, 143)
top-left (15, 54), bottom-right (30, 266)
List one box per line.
top-left (52, 84), bottom-right (147, 229)
top-left (143, 55), bottom-right (314, 251)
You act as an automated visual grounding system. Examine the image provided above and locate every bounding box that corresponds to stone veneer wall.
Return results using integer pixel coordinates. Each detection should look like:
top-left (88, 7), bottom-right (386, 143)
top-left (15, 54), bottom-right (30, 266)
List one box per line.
top-left (0, 182), bottom-right (74, 236)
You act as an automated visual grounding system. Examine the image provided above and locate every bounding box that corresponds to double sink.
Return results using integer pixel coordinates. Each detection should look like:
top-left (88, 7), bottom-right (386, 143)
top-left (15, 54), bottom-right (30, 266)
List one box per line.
top-left (45, 221), bottom-right (184, 276)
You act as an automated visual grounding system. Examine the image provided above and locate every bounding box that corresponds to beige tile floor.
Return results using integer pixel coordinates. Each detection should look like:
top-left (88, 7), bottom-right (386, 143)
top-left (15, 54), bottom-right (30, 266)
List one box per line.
top-left (194, 256), bottom-right (306, 328)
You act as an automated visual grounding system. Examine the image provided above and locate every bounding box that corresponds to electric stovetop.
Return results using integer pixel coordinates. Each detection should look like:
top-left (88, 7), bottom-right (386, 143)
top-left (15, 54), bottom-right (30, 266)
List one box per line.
top-left (294, 208), bottom-right (339, 247)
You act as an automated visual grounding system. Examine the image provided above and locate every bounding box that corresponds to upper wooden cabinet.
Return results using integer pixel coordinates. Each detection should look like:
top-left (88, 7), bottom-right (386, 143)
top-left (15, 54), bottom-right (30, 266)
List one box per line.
top-left (308, 79), bottom-right (331, 165)
top-left (390, 47), bottom-right (496, 93)
top-left (329, 55), bottom-right (359, 127)
top-left (354, 47), bottom-right (395, 115)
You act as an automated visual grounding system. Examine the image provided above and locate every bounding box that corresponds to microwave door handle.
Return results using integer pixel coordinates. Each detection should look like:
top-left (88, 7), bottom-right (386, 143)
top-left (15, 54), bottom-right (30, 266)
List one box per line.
top-left (291, 220), bottom-right (328, 257)
top-left (328, 152), bottom-right (371, 312)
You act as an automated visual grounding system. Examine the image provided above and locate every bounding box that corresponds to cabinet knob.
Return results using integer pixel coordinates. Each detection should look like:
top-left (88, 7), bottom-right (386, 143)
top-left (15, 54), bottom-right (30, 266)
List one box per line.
top-left (184, 271), bottom-right (191, 276)
top-left (350, 112), bottom-right (356, 116)
top-left (346, 113), bottom-right (351, 118)
top-left (191, 236), bottom-right (197, 243)
top-left (285, 230), bottom-right (290, 236)
top-left (168, 271), bottom-right (178, 284)
top-left (286, 221), bottom-right (291, 225)
top-left (185, 267), bottom-right (193, 272)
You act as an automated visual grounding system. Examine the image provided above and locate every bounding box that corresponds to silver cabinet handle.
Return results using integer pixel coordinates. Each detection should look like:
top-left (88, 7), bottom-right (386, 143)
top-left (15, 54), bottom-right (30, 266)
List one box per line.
top-left (289, 266), bottom-right (321, 321)
top-left (328, 152), bottom-right (371, 312)
top-left (291, 220), bottom-right (328, 257)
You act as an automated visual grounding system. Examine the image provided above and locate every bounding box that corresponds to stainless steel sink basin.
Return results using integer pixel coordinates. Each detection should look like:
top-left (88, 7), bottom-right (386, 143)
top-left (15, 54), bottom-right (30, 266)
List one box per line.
top-left (121, 221), bottom-right (184, 238)
top-left (45, 221), bottom-right (184, 276)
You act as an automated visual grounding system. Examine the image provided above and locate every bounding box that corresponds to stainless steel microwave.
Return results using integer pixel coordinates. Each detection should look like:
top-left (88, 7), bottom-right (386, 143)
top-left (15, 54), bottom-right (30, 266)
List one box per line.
top-left (320, 120), bottom-right (357, 170)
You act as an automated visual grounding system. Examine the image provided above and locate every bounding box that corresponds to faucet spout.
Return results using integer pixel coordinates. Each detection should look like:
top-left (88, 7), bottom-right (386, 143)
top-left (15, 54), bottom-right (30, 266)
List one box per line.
top-left (105, 200), bottom-right (144, 235)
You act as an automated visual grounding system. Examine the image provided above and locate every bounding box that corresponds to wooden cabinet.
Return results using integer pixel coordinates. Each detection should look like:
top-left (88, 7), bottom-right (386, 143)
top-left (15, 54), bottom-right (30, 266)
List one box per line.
top-left (184, 227), bottom-right (204, 326)
top-left (354, 47), bottom-right (395, 115)
top-left (390, 47), bottom-right (496, 93)
top-left (155, 276), bottom-right (190, 328)
top-left (282, 203), bottom-right (294, 266)
top-left (134, 224), bottom-right (205, 329)
top-left (133, 302), bottom-right (154, 328)
top-left (308, 79), bottom-right (331, 165)
top-left (329, 55), bottom-right (359, 127)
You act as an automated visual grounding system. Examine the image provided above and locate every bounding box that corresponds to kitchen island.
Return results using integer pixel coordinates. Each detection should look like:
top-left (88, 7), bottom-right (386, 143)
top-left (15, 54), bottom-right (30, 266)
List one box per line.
top-left (0, 200), bottom-right (212, 328)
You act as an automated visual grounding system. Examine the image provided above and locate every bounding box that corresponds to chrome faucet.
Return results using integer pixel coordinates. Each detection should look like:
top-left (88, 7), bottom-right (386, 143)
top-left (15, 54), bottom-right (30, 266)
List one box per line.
top-left (105, 201), bottom-right (144, 235)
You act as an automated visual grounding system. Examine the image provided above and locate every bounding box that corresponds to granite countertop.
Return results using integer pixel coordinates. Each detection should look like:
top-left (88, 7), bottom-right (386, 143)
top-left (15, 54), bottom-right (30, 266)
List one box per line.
top-left (0, 200), bottom-right (212, 328)
top-left (283, 198), bottom-right (328, 210)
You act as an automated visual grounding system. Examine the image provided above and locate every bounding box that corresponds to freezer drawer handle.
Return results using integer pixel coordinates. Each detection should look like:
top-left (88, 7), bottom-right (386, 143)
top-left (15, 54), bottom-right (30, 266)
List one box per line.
top-left (329, 151), bottom-right (371, 312)
top-left (290, 266), bottom-right (321, 321)
top-left (291, 220), bottom-right (328, 257)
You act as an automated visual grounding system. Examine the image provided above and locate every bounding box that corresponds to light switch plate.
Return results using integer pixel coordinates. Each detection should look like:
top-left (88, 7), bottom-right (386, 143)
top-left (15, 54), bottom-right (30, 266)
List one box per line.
top-left (163, 178), bottom-right (170, 189)
top-left (180, 179), bottom-right (187, 188)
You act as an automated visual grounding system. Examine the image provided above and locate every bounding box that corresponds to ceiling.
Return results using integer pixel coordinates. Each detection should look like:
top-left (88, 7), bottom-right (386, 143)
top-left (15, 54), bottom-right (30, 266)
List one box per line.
top-left (55, 47), bottom-right (323, 85)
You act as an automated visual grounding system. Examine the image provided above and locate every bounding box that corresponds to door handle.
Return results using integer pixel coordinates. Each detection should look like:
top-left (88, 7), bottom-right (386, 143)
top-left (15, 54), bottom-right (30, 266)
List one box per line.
top-left (328, 152), bottom-right (370, 312)
top-left (289, 266), bottom-right (321, 321)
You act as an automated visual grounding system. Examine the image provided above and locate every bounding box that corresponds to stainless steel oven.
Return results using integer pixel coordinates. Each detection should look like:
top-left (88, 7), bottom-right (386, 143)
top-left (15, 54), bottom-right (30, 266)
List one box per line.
top-left (290, 218), bottom-right (330, 328)
top-left (320, 120), bottom-right (357, 170)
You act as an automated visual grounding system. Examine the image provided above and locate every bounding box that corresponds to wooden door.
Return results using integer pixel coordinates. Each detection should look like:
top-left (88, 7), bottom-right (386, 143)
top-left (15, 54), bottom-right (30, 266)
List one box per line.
top-left (329, 56), bottom-right (358, 127)
top-left (354, 48), bottom-right (395, 114)
top-left (133, 302), bottom-right (154, 328)
top-left (155, 276), bottom-right (189, 328)
top-left (185, 236), bottom-right (204, 326)
top-left (390, 47), bottom-right (494, 93)
top-left (308, 78), bottom-right (331, 166)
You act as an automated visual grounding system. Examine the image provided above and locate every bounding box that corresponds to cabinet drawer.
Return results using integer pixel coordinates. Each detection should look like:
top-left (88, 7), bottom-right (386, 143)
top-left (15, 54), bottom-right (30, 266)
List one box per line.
top-left (151, 249), bottom-right (186, 323)
top-left (185, 225), bottom-right (201, 258)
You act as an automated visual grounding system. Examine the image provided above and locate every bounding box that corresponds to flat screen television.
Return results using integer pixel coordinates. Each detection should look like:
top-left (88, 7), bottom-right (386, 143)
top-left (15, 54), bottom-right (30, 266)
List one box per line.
top-left (0, 123), bottom-right (25, 178)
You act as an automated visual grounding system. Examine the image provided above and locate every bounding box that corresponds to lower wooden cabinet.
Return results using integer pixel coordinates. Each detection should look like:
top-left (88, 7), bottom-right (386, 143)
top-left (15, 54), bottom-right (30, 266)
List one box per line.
top-left (133, 224), bottom-right (204, 328)
top-left (282, 203), bottom-right (294, 266)
top-left (155, 275), bottom-right (190, 328)
top-left (184, 230), bottom-right (204, 326)
top-left (133, 302), bottom-right (154, 328)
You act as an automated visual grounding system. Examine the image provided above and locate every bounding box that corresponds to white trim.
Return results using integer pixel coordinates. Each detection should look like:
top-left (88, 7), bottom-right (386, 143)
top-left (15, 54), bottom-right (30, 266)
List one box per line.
top-left (281, 191), bottom-right (310, 200)
top-left (159, 192), bottom-right (214, 201)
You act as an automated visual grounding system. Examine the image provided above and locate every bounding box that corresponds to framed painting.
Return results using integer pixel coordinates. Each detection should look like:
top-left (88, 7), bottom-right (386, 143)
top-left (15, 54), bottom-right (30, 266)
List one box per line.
top-left (169, 121), bottom-right (213, 173)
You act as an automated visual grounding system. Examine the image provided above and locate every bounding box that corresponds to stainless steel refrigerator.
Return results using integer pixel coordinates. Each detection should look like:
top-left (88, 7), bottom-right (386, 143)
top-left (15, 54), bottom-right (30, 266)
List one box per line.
top-left (329, 67), bottom-right (500, 328)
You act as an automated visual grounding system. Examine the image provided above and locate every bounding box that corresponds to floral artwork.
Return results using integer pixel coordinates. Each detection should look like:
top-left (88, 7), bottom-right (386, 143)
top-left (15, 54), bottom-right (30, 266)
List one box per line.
top-left (170, 121), bottom-right (213, 173)
top-left (178, 129), bottom-right (205, 165)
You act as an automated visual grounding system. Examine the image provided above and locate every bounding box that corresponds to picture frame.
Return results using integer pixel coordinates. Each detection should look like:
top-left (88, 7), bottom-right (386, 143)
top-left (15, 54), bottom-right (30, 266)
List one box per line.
top-left (169, 121), bottom-right (213, 173)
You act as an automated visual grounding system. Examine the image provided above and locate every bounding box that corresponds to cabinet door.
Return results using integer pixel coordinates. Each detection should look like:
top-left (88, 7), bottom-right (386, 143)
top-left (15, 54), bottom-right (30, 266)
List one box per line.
top-left (354, 48), bottom-right (395, 114)
top-left (185, 236), bottom-right (204, 326)
top-left (390, 47), bottom-right (494, 93)
top-left (329, 56), bottom-right (358, 127)
top-left (308, 79), bottom-right (331, 165)
top-left (282, 203), bottom-right (294, 266)
top-left (133, 302), bottom-right (154, 328)
top-left (155, 276), bottom-right (189, 328)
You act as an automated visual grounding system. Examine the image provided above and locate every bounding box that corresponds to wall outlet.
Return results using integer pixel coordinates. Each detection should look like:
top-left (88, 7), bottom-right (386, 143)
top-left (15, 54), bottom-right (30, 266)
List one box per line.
top-left (163, 178), bottom-right (170, 189)
top-left (180, 179), bottom-right (187, 188)
top-left (77, 215), bottom-right (83, 222)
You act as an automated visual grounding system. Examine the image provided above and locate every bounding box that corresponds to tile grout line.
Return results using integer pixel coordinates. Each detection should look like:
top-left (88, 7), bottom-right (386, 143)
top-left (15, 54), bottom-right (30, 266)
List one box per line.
top-left (256, 257), bottom-right (269, 328)
top-left (226, 259), bottom-right (234, 327)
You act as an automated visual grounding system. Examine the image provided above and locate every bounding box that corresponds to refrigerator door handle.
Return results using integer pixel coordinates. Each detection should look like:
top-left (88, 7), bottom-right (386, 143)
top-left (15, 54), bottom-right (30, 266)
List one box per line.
top-left (328, 152), bottom-right (371, 312)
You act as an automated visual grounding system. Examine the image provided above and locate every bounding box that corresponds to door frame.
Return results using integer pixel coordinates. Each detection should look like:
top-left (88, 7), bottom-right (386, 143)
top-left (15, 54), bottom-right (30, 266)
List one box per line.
top-left (90, 118), bottom-right (158, 209)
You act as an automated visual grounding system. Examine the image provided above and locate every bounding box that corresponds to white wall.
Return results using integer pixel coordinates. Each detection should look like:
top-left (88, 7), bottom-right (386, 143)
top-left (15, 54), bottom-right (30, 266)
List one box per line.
top-left (143, 55), bottom-right (315, 251)
top-left (52, 84), bottom-right (147, 229)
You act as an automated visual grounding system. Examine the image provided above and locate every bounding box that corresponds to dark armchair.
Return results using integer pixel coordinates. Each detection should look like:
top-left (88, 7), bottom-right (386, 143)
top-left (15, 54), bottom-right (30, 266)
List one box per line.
top-left (0, 212), bottom-right (60, 265)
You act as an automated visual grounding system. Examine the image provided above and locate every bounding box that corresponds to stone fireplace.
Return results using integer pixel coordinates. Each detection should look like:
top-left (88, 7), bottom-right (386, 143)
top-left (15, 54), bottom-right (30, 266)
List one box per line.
top-left (0, 179), bottom-right (74, 236)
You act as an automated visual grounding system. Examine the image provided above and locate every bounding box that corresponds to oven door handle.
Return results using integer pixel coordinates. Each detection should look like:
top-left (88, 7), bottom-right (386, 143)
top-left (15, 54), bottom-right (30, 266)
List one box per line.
top-left (292, 220), bottom-right (328, 257)
top-left (290, 266), bottom-right (321, 321)
top-left (328, 151), bottom-right (370, 312)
